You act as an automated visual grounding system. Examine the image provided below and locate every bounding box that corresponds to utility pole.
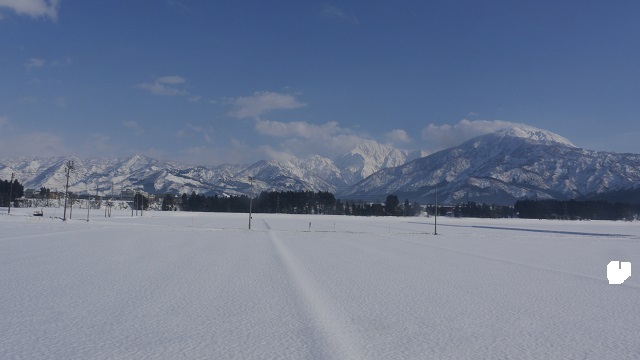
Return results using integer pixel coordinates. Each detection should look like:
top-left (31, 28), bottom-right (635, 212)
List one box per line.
top-left (434, 186), bottom-right (438, 235)
top-left (8, 173), bottom-right (15, 214)
top-left (63, 161), bottom-right (74, 221)
top-left (248, 176), bottom-right (255, 229)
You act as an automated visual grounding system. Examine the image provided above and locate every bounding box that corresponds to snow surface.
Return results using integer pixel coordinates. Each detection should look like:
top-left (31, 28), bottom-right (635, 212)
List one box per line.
top-left (1, 209), bottom-right (639, 359)
top-left (493, 125), bottom-right (577, 148)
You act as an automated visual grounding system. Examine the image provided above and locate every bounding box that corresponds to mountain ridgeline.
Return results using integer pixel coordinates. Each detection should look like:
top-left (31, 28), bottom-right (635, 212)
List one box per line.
top-left (0, 142), bottom-right (423, 200)
top-left (341, 126), bottom-right (640, 205)
top-left (1, 126), bottom-right (639, 205)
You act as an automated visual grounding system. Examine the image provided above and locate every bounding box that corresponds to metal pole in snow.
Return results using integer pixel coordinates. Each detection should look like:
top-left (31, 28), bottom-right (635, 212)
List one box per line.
top-left (248, 176), bottom-right (255, 230)
top-left (434, 186), bottom-right (438, 235)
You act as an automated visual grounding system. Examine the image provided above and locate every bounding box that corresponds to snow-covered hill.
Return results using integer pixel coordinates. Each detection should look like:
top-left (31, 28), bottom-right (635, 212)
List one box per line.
top-left (0, 141), bottom-right (424, 197)
top-left (339, 125), bottom-right (640, 204)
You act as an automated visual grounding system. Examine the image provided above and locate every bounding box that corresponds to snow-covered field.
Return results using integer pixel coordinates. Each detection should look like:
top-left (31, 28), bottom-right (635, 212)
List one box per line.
top-left (1, 208), bottom-right (638, 359)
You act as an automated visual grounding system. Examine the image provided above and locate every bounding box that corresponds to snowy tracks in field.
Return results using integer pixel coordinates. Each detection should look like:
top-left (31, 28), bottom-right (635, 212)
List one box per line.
top-left (265, 220), bottom-right (366, 360)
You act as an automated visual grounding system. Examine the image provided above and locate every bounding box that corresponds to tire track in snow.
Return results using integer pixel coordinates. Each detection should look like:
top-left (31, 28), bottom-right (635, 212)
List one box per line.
top-left (264, 219), bottom-right (366, 360)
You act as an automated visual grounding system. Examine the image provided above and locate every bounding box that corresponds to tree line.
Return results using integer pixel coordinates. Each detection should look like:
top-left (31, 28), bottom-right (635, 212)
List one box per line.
top-left (0, 178), bottom-right (24, 207)
top-left (445, 201), bottom-right (516, 218)
top-left (514, 199), bottom-right (639, 220)
top-left (166, 191), bottom-right (424, 216)
top-left (8, 179), bottom-right (637, 221)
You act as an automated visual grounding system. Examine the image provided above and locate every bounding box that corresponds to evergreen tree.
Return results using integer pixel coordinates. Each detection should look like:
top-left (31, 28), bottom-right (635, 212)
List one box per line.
top-left (412, 202), bottom-right (422, 216)
top-left (181, 193), bottom-right (188, 210)
top-left (161, 194), bottom-right (175, 211)
top-left (385, 194), bottom-right (400, 216)
top-left (403, 198), bottom-right (411, 216)
top-left (0, 178), bottom-right (24, 207)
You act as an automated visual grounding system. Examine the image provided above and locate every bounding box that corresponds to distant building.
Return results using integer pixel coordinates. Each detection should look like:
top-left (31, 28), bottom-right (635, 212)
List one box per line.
top-left (120, 189), bottom-right (135, 200)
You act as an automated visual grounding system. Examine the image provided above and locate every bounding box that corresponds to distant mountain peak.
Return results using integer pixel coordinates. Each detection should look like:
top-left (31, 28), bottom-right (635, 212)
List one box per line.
top-left (340, 126), bottom-right (639, 204)
top-left (493, 125), bottom-right (576, 148)
top-left (349, 141), bottom-right (393, 153)
top-left (335, 141), bottom-right (423, 184)
top-left (6, 125), bottom-right (620, 206)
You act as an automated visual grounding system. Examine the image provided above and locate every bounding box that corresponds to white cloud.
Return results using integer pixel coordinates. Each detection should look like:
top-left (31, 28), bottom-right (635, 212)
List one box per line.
top-left (320, 3), bottom-right (359, 25)
top-left (254, 118), bottom-right (373, 159)
top-left (51, 56), bottom-right (72, 66)
top-left (122, 120), bottom-right (139, 129)
top-left (24, 58), bottom-right (45, 69)
top-left (255, 119), bottom-right (341, 139)
top-left (136, 76), bottom-right (188, 96)
top-left (0, 0), bottom-right (60, 21)
top-left (176, 129), bottom-right (189, 140)
top-left (171, 141), bottom-right (296, 166)
top-left (176, 123), bottom-right (214, 144)
top-left (421, 119), bottom-right (524, 149)
top-left (24, 132), bottom-right (68, 154)
top-left (385, 129), bottom-right (411, 144)
top-left (122, 121), bottom-right (143, 134)
top-left (170, 119), bottom-right (414, 164)
top-left (81, 133), bottom-right (118, 156)
top-left (175, 139), bottom-right (258, 165)
top-left (0, 131), bottom-right (69, 157)
top-left (23, 56), bottom-right (71, 69)
top-left (257, 145), bottom-right (296, 162)
top-left (0, 116), bottom-right (74, 157)
top-left (188, 124), bottom-right (213, 143)
top-left (227, 91), bottom-right (306, 119)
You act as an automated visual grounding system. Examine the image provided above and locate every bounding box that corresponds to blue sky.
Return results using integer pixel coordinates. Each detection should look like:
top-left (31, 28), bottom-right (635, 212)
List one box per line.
top-left (1, 0), bottom-right (639, 165)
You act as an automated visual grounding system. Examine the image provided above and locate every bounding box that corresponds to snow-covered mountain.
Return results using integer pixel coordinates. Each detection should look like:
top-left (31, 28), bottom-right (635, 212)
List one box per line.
top-left (0, 155), bottom-right (214, 196)
top-left (335, 142), bottom-right (427, 185)
top-left (0, 142), bottom-right (424, 198)
top-left (3, 125), bottom-right (638, 205)
top-left (339, 125), bottom-right (640, 205)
